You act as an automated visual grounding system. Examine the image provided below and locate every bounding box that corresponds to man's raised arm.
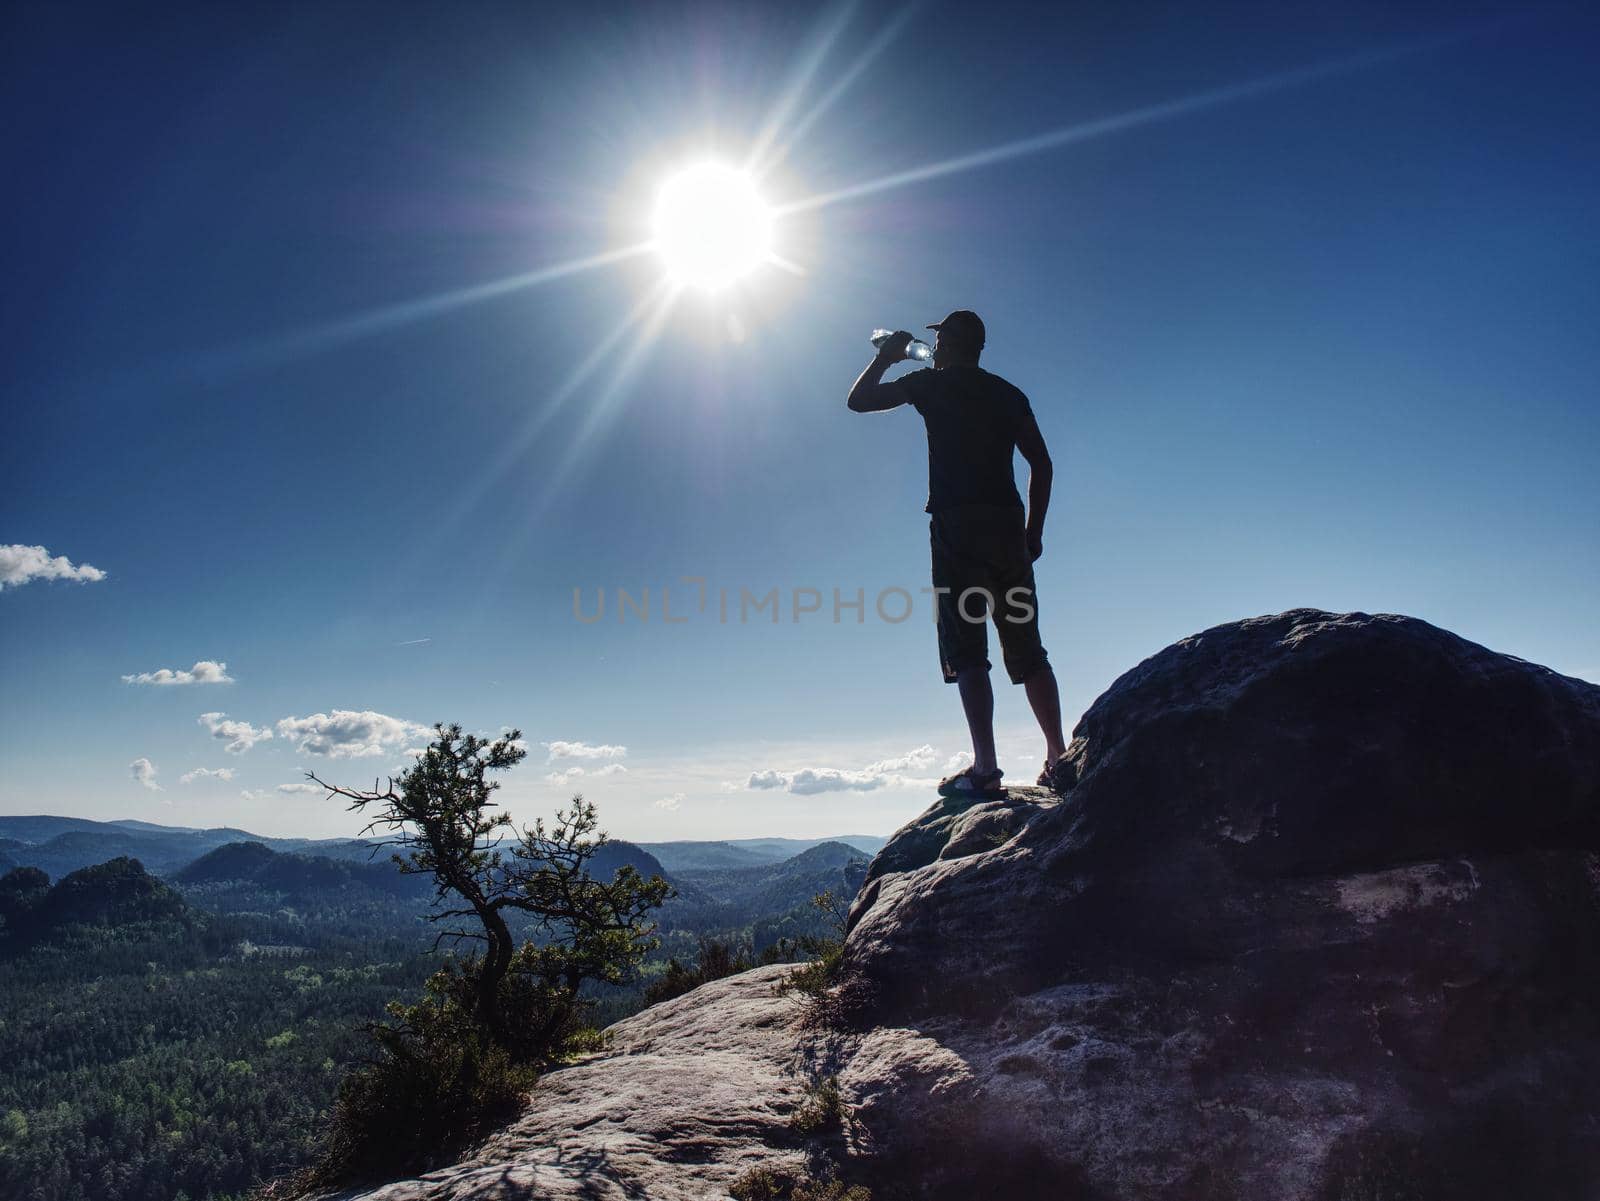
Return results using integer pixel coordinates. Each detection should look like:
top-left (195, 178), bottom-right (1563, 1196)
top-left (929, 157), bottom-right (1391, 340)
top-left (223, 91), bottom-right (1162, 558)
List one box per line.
top-left (847, 330), bottom-right (913, 413)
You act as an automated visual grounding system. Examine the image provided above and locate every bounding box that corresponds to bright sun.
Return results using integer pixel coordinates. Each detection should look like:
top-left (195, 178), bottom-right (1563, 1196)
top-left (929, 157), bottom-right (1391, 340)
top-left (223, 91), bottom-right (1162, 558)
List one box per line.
top-left (651, 162), bottom-right (774, 291)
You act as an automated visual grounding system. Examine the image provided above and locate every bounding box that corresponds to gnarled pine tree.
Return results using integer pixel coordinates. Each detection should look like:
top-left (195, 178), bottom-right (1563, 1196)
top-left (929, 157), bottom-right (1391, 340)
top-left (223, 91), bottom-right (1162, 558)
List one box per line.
top-left (310, 723), bottom-right (670, 1053)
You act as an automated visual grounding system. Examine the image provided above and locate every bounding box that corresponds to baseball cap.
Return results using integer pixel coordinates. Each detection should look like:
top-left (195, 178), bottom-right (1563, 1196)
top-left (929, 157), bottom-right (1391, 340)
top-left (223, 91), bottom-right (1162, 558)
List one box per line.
top-left (927, 310), bottom-right (986, 350)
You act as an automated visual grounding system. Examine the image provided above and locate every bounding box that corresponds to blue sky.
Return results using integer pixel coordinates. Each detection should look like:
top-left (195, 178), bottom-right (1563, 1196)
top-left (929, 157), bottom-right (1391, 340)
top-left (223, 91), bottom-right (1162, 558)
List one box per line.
top-left (3, 1), bottom-right (1597, 841)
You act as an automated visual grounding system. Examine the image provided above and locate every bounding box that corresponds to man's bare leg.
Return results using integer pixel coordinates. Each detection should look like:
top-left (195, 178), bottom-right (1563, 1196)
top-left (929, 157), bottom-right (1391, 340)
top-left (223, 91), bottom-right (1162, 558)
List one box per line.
top-left (955, 665), bottom-right (1000, 775)
top-left (1025, 663), bottom-right (1068, 764)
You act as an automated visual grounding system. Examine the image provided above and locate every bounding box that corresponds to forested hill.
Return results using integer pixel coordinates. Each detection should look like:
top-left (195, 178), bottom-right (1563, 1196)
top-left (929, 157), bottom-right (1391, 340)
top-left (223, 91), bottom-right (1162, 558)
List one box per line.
top-left (587, 839), bottom-right (672, 884)
top-left (175, 837), bottom-right (669, 893)
top-left (0, 824), bottom-right (881, 1201)
top-left (641, 835), bottom-right (887, 872)
top-left (0, 815), bottom-right (381, 879)
top-left (176, 841), bottom-right (429, 897)
top-left (0, 857), bottom-right (188, 949)
top-left (0, 815), bottom-right (688, 890)
top-left (0, 818), bottom-right (861, 951)
top-left (0, 856), bottom-right (435, 1201)
top-left (0, 816), bottom-right (887, 892)
top-left (665, 840), bottom-right (871, 948)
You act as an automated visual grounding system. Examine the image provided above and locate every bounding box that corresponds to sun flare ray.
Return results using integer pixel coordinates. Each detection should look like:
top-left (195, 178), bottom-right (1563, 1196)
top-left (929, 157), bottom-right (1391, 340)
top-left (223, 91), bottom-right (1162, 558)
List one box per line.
top-left (742, 0), bottom-right (861, 179)
top-left (410, 278), bottom-right (681, 564)
top-left (188, 243), bottom-right (654, 379)
top-left (474, 281), bottom-right (684, 601)
top-left (749, 2), bottom-right (922, 182)
top-left (776, 25), bottom-right (1506, 217)
top-left (532, 282), bottom-right (682, 504)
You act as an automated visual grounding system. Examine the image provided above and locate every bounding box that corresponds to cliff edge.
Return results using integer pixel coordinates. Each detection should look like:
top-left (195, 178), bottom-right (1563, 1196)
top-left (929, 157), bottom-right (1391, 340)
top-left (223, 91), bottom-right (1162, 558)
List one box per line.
top-left (334, 610), bottom-right (1600, 1200)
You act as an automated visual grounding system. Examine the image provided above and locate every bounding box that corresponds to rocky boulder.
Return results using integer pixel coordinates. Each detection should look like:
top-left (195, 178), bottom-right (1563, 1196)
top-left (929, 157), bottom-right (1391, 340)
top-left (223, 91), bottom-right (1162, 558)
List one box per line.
top-left (331, 610), bottom-right (1600, 1200)
top-left (325, 965), bottom-right (821, 1200)
top-left (840, 609), bottom-right (1600, 1198)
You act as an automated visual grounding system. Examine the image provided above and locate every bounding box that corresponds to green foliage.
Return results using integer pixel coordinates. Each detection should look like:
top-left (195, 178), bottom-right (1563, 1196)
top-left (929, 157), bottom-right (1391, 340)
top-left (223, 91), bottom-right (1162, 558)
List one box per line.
top-left (788, 1076), bottom-right (844, 1136)
top-left (641, 931), bottom-right (819, 1008)
top-left (0, 1109), bottom-right (27, 1143)
top-left (311, 724), bottom-right (671, 1043)
top-left (732, 1168), bottom-right (789, 1201)
top-left (773, 891), bottom-right (861, 1027)
top-left (644, 937), bottom-right (756, 1005)
top-left (779, 943), bottom-right (845, 1003)
top-left (303, 963), bottom-right (541, 1187)
top-left (305, 723), bottom-right (673, 1187)
top-left (0, 840), bottom-right (873, 1201)
top-left (1, 759), bottom-right (874, 1200)
top-left (0, 908), bottom-right (433, 1201)
top-left (0, 866), bottom-right (49, 932)
top-left (656, 845), bottom-right (869, 953)
top-left (730, 1165), bottom-right (871, 1201)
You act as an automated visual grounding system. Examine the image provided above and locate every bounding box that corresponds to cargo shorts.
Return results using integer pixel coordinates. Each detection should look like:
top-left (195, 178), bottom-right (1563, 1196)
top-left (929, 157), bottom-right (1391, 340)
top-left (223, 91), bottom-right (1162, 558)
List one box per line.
top-left (929, 503), bottom-right (1050, 685)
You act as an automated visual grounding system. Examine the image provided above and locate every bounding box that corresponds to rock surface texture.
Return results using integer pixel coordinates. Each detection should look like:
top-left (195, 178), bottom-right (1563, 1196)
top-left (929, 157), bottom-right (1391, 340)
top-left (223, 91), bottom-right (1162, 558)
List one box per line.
top-left (327, 965), bottom-right (816, 1200)
top-left (840, 609), bottom-right (1600, 1199)
top-left (336, 610), bottom-right (1600, 1200)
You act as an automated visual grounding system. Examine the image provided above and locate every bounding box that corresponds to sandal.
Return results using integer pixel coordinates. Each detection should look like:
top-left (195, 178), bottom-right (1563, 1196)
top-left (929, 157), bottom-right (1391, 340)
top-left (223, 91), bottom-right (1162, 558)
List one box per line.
top-left (1036, 753), bottom-right (1076, 793)
top-left (937, 765), bottom-right (1004, 798)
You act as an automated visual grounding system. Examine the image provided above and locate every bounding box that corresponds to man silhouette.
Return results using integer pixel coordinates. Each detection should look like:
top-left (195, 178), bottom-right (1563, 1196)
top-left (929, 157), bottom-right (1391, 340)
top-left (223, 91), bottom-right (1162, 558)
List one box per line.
top-left (847, 311), bottom-right (1071, 796)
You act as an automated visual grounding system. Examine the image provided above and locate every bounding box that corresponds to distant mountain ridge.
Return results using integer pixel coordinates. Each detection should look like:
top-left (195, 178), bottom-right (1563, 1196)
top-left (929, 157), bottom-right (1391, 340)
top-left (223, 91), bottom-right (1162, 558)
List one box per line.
top-left (665, 840), bottom-right (872, 948)
top-left (175, 840), bottom-right (431, 897)
top-left (0, 815), bottom-right (395, 879)
top-left (641, 835), bottom-right (886, 872)
top-left (0, 816), bottom-right (888, 881)
top-left (0, 816), bottom-right (879, 949)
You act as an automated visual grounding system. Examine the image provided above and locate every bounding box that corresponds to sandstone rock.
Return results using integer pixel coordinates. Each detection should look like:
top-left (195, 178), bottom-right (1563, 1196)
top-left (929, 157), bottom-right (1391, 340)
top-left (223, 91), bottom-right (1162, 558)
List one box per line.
top-left (324, 966), bottom-right (814, 1200)
top-left (839, 609), bottom-right (1600, 1198)
top-left (329, 610), bottom-right (1600, 1201)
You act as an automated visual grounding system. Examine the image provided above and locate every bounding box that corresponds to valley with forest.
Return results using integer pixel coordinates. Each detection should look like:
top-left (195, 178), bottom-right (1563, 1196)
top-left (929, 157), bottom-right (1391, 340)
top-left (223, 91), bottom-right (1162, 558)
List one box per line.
top-left (0, 813), bottom-right (879, 1201)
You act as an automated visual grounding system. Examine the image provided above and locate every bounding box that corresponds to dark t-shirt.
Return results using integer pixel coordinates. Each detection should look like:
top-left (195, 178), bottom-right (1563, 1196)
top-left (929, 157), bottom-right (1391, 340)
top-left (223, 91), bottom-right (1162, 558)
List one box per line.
top-left (889, 365), bottom-right (1035, 513)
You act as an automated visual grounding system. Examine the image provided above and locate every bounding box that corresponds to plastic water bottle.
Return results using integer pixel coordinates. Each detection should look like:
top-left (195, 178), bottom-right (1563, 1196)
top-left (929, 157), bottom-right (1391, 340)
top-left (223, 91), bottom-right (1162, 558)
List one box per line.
top-left (870, 328), bottom-right (933, 362)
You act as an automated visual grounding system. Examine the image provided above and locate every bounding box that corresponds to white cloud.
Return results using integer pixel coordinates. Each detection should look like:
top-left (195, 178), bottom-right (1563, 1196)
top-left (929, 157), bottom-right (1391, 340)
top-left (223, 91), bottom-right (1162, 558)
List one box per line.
top-left (544, 740), bottom-right (627, 762)
top-left (130, 758), bottom-right (161, 791)
top-left (179, 767), bottom-right (235, 784)
top-left (864, 745), bottom-right (938, 774)
top-left (782, 768), bottom-right (885, 795)
top-left (943, 750), bottom-right (974, 773)
top-left (748, 767), bottom-right (883, 795)
top-left (545, 760), bottom-right (627, 789)
top-left (0, 544), bottom-right (107, 590)
top-left (654, 793), bottom-right (684, 812)
top-left (199, 712), bottom-right (273, 754)
top-left (745, 745), bottom-right (950, 795)
top-left (275, 710), bottom-right (429, 758)
top-left (239, 789), bottom-right (269, 802)
top-left (124, 660), bottom-right (234, 686)
top-left (276, 782), bottom-right (323, 795)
